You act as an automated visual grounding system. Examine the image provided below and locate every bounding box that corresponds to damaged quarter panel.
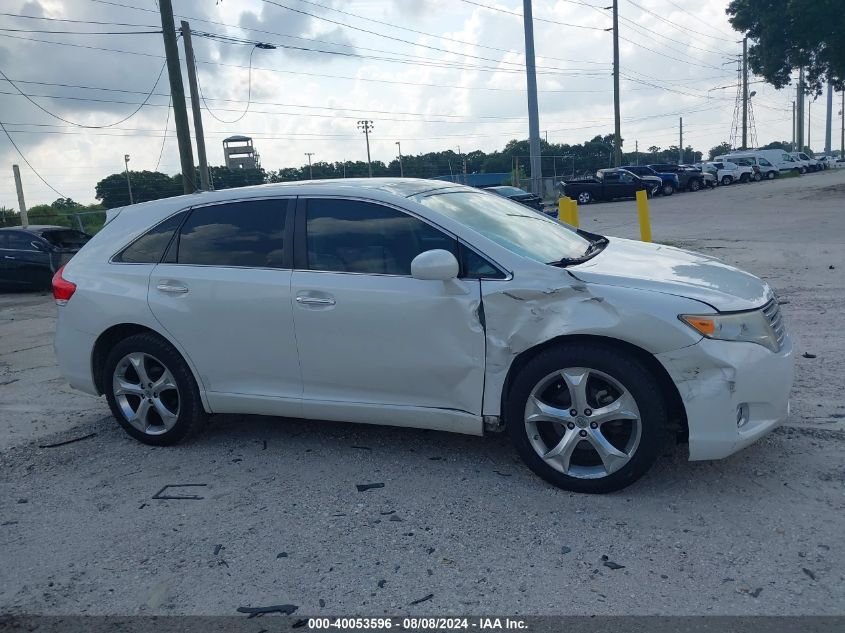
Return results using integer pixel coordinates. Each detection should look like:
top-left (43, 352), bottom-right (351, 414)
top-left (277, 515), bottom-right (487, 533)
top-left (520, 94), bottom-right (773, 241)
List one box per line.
top-left (479, 264), bottom-right (708, 417)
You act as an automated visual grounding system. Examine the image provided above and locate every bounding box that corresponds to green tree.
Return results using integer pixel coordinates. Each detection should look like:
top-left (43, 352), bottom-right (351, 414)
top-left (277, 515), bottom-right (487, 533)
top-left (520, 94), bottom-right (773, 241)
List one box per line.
top-left (760, 141), bottom-right (791, 150)
top-left (709, 142), bottom-right (733, 160)
top-left (726, 0), bottom-right (845, 94)
top-left (95, 171), bottom-right (181, 208)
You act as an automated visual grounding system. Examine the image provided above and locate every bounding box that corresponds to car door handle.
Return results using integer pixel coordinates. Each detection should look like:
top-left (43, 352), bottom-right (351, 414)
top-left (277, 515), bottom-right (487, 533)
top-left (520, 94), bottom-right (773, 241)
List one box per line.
top-left (156, 282), bottom-right (189, 295)
top-left (4, 255), bottom-right (14, 260)
top-left (296, 296), bottom-right (335, 306)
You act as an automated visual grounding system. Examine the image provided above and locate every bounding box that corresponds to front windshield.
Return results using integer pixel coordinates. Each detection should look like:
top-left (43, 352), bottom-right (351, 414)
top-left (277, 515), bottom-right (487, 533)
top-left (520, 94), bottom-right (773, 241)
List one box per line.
top-left (414, 191), bottom-right (592, 263)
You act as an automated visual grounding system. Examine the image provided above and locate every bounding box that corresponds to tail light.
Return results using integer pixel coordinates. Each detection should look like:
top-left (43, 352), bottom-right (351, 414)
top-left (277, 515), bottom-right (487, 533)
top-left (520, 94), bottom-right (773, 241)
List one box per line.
top-left (52, 265), bottom-right (77, 306)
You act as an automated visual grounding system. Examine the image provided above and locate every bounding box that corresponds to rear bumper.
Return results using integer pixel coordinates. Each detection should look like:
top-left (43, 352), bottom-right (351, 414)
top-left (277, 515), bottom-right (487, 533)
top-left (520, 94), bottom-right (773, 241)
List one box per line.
top-left (54, 311), bottom-right (99, 396)
top-left (656, 335), bottom-right (794, 461)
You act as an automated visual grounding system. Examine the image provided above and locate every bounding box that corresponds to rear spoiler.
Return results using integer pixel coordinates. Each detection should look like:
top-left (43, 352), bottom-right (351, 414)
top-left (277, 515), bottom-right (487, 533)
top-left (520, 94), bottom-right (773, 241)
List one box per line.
top-left (105, 207), bottom-right (123, 225)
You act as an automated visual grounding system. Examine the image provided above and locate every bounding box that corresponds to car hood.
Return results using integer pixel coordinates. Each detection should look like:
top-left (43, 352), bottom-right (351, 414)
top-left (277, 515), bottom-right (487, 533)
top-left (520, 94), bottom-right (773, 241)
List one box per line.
top-left (569, 238), bottom-right (772, 311)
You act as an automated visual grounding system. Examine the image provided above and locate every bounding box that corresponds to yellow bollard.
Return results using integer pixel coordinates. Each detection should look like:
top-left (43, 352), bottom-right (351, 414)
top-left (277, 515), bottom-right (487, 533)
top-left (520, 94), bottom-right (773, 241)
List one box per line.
top-left (569, 198), bottom-right (579, 228)
top-left (558, 197), bottom-right (571, 224)
top-left (635, 189), bottom-right (652, 242)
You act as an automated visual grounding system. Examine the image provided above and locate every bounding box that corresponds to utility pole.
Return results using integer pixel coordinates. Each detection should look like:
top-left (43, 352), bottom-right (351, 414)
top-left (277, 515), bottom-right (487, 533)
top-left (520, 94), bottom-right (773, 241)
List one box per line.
top-left (741, 37), bottom-right (748, 150)
top-left (395, 141), bottom-right (403, 177)
top-left (841, 89), bottom-right (844, 159)
top-left (808, 98), bottom-right (812, 150)
top-left (635, 140), bottom-right (638, 165)
top-left (522, 0), bottom-right (543, 194)
top-left (304, 152), bottom-right (314, 179)
top-left (796, 67), bottom-right (805, 152)
top-left (180, 21), bottom-right (210, 191)
top-left (357, 120), bottom-right (373, 177)
top-left (825, 83), bottom-right (833, 155)
top-left (611, 0), bottom-right (622, 166)
top-left (12, 165), bottom-right (28, 228)
top-left (159, 0), bottom-right (195, 194)
top-left (679, 118), bottom-right (683, 164)
top-left (124, 154), bottom-right (134, 205)
top-left (792, 101), bottom-right (796, 150)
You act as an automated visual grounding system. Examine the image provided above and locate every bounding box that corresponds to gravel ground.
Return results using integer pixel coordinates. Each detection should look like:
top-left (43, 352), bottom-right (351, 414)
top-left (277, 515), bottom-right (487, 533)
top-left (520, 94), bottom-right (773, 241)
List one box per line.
top-left (1, 169), bottom-right (844, 617)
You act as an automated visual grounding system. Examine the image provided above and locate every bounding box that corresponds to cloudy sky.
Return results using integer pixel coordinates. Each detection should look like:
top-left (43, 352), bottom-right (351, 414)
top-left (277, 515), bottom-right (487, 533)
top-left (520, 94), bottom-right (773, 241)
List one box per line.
top-left (0, 0), bottom-right (813, 208)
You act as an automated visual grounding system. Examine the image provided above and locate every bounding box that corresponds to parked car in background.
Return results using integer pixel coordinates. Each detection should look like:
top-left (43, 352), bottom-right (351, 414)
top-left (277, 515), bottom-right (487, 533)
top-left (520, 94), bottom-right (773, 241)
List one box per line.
top-left (648, 164), bottom-right (708, 191)
top-left (562, 168), bottom-right (656, 204)
top-left (681, 165), bottom-right (717, 188)
top-left (788, 151), bottom-right (819, 173)
top-left (754, 149), bottom-right (801, 173)
top-left (621, 165), bottom-right (679, 196)
top-left (483, 185), bottom-right (544, 212)
top-left (815, 155), bottom-right (836, 169)
top-left (703, 161), bottom-right (746, 185)
top-left (52, 178), bottom-right (794, 493)
top-left (0, 225), bottom-right (91, 290)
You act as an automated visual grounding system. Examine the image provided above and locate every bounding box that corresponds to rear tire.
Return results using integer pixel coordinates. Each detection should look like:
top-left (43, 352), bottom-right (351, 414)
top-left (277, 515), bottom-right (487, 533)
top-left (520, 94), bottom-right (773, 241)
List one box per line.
top-left (662, 183), bottom-right (675, 196)
top-left (505, 343), bottom-right (667, 494)
top-left (104, 333), bottom-right (208, 446)
top-left (766, 171), bottom-right (776, 180)
top-left (752, 172), bottom-right (762, 182)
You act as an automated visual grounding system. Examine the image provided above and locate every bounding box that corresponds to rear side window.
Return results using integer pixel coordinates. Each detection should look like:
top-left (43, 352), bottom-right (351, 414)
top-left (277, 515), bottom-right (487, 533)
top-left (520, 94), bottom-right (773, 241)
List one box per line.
top-left (305, 199), bottom-right (455, 275)
top-left (5, 232), bottom-right (35, 250)
top-left (41, 230), bottom-right (90, 248)
top-left (115, 212), bottom-right (186, 264)
top-left (176, 200), bottom-right (285, 268)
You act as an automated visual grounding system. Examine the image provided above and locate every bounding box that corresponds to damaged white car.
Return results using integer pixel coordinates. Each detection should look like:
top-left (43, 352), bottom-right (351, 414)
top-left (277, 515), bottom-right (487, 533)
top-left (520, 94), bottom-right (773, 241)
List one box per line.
top-left (53, 179), bottom-right (793, 493)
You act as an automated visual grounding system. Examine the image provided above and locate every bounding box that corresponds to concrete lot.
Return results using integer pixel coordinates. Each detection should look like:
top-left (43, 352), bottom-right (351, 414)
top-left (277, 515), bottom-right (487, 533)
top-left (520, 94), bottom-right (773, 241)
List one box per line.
top-left (1, 169), bottom-right (844, 617)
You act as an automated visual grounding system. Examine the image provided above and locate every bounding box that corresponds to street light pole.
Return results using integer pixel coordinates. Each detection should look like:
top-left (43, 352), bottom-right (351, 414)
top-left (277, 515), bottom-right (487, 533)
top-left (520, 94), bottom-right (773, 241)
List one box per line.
top-left (124, 154), bottom-right (134, 205)
top-left (357, 120), bottom-right (374, 177)
top-left (305, 152), bottom-right (314, 179)
top-left (395, 141), bottom-right (403, 177)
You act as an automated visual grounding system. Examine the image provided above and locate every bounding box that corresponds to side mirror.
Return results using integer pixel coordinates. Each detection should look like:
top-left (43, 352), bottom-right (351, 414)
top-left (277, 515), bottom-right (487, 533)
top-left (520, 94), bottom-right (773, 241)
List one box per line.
top-left (411, 249), bottom-right (459, 281)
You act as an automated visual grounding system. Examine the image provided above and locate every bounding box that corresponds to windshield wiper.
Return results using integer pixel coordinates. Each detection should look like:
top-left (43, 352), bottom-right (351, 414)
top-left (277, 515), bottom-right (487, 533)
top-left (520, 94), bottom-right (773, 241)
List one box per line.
top-left (547, 236), bottom-right (609, 267)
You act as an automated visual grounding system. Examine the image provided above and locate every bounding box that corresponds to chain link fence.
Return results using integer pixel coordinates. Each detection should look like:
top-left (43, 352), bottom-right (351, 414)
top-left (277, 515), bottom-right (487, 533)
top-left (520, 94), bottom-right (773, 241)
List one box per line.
top-left (0, 210), bottom-right (107, 234)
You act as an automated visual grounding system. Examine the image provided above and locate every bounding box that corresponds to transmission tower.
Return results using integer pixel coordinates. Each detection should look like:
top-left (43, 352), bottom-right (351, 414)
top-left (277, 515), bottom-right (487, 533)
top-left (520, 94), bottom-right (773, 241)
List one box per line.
top-left (729, 57), bottom-right (758, 150)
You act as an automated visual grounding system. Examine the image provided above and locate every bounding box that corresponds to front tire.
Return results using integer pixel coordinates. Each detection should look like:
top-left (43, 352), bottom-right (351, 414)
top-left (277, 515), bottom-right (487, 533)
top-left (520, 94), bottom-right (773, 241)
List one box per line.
top-left (766, 170), bottom-right (776, 180)
top-left (752, 172), bottom-right (763, 182)
top-left (506, 343), bottom-right (667, 493)
top-left (662, 183), bottom-right (675, 196)
top-left (689, 179), bottom-right (701, 192)
top-left (577, 191), bottom-right (592, 204)
top-left (721, 175), bottom-right (733, 185)
top-left (104, 333), bottom-right (208, 446)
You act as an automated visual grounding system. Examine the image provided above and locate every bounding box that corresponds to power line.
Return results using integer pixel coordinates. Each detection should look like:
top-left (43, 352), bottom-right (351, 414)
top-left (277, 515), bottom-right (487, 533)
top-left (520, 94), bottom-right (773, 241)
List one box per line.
top-left (154, 93), bottom-right (171, 172)
top-left (458, 0), bottom-right (607, 30)
top-left (195, 44), bottom-right (260, 124)
top-left (0, 28), bottom-right (164, 35)
top-left (271, 0), bottom-right (610, 65)
top-left (624, 0), bottom-right (738, 43)
top-left (0, 62), bottom-right (167, 128)
top-left (0, 12), bottom-right (160, 28)
top-left (0, 120), bottom-right (67, 198)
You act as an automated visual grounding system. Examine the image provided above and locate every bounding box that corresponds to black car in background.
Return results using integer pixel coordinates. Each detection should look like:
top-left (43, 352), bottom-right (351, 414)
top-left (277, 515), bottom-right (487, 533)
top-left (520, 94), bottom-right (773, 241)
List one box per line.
top-left (483, 185), bottom-right (544, 211)
top-left (648, 163), bottom-right (708, 191)
top-left (0, 225), bottom-right (91, 290)
top-left (561, 168), bottom-right (655, 204)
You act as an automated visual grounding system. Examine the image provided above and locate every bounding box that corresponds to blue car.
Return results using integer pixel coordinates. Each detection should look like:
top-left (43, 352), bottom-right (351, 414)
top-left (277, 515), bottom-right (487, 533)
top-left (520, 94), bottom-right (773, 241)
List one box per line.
top-left (621, 165), bottom-right (679, 196)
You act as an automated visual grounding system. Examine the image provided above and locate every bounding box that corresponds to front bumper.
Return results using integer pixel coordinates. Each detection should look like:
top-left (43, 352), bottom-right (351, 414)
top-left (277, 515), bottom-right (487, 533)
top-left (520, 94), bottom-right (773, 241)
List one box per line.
top-left (656, 334), bottom-right (794, 460)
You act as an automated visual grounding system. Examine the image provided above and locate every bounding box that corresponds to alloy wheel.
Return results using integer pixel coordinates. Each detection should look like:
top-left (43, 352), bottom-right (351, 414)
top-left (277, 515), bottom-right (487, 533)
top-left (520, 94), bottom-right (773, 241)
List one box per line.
top-left (112, 352), bottom-right (180, 435)
top-left (578, 192), bottom-right (591, 204)
top-left (523, 367), bottom-right (641, 479)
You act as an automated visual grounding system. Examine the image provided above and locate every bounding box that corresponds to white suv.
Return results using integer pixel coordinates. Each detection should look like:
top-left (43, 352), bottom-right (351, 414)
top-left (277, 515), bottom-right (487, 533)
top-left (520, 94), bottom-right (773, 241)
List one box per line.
top-left (53, 179), bottom-right (793, 493)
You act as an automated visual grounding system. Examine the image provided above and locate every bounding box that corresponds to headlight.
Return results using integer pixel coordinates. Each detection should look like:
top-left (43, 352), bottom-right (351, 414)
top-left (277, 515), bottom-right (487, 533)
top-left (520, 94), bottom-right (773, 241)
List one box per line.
top-left (679, 309), bottom-right (778, 351)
